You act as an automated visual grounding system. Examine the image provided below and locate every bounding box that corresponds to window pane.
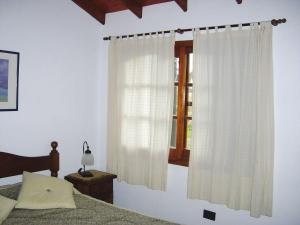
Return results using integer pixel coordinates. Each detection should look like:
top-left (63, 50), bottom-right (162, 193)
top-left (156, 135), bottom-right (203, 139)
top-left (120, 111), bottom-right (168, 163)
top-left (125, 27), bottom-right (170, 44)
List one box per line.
top-left (170, 119), bottom-right (177, 148)
top-left (174, 58), bottom-right (179, 82)
top-left (188, 86), bottom-right (192, 102)
top-left (186, 120), bottom-right (192, 150)
top-left (173, 86), bottom-right (178, 115)
top-left (187, 106), bottom-right (192, 117)
top-left (187, 86), bottom-right (192, 117)
top-left (188, 54), bottom-right (193, 83)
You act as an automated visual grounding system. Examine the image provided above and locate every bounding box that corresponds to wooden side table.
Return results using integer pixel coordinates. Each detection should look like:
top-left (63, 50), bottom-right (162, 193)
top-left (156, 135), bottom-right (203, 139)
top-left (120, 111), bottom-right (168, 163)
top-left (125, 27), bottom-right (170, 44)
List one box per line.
top-left (64, 170), bottom-right (117, 204)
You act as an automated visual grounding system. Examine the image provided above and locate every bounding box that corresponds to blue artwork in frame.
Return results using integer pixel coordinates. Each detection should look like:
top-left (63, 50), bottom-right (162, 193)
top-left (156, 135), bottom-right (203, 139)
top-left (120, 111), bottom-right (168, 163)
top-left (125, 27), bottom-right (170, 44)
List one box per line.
top-left (0, 50), bottom-right (19, 111)
top-left (0, 59), bottom-right (9, 102)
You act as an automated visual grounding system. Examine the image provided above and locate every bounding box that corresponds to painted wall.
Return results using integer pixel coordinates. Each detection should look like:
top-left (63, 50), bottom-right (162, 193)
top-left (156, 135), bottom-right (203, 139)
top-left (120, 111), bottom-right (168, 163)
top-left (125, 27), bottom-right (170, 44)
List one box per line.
top-left (0, 0), bottom-right (104, 182)
top-left (101, 0), bottom-right (300, 225)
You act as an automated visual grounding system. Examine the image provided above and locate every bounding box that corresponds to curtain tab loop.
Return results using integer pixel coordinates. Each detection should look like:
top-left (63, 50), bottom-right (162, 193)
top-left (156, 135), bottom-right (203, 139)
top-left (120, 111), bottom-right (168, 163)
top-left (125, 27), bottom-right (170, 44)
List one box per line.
top-left (251, 22), bottom-right (259, 30)
top-left (192, 28), bottom-right (199, 37)
top-left (205, 27), bottom-right (209, 34)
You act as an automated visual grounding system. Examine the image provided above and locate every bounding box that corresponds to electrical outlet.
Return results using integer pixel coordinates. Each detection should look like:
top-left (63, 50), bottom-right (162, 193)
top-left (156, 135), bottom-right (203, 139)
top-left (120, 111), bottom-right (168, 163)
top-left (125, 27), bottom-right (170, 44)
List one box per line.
top-left (203, 209), bottom-right (216, 221)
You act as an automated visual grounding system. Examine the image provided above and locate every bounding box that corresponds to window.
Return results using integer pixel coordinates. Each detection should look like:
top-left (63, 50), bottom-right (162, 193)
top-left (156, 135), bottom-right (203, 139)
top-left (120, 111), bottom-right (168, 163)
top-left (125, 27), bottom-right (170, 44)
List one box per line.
top-left (169, 41), bottom-right (193, 167)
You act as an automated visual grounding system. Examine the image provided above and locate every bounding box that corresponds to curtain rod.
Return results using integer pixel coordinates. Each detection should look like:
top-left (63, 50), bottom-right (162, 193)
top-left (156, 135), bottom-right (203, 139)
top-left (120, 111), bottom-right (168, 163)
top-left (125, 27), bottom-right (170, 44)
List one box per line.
top-left (103, 18), bottom-right (286, 41)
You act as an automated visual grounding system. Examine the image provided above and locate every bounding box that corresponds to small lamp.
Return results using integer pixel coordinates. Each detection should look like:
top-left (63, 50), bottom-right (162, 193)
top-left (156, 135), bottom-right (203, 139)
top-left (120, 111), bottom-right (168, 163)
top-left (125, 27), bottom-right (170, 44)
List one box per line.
top-left (78, 141), bottom-right (94, 177)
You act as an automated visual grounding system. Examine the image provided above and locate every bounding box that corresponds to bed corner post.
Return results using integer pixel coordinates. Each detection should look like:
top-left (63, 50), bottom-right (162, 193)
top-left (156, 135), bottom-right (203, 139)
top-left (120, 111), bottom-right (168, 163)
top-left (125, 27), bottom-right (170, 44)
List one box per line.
top-left (50, 141), bottom-right (59, 177)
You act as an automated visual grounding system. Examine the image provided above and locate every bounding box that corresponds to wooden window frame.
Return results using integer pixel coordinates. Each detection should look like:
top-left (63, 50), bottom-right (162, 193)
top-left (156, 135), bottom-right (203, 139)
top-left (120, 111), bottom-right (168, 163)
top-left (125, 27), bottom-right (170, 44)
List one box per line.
top-left (168, 40), bottom-right (193, 167)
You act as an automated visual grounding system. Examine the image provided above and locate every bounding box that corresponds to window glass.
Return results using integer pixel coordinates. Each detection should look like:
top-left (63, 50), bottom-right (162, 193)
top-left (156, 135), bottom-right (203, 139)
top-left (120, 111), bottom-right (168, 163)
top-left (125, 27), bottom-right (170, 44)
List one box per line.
top-left (173, 86), bottom-right (178, 115)
top-left (186, 120), bottom-right (192, 150)
top-left (188, 86), bottom-right (192, 103)
top-left (174, 58), bottom-right (179, 82)
top-left (170, 119), bottom-right (177, 148)
top-left (188, 54), bottom-right (193, 83)
top-left (187, 105), bottom-right (192, 117)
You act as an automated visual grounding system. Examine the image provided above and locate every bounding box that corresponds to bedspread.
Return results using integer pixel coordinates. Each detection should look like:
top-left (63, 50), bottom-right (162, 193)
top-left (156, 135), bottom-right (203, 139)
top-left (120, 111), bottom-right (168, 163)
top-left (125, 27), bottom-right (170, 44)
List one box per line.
top-left (0, 184), bottom-right (178, 225)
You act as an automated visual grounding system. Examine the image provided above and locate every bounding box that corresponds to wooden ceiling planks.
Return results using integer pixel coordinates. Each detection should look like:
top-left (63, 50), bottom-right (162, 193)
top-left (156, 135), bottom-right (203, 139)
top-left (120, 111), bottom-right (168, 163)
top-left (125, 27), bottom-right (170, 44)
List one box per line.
top-left (174, 0), bottom-right (187, 12)
top-left (72, 0), bottom-right (187, 25)
top-left (73, 0), bottom-right (106, 24)
top-left (122, 0), bottom-right (143, 18)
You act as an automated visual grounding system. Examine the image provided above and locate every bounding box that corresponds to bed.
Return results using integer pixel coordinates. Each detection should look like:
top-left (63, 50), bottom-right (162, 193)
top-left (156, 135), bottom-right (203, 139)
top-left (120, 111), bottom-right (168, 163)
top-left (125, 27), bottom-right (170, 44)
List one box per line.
top-left (0, 141), bottom-right (178, 225)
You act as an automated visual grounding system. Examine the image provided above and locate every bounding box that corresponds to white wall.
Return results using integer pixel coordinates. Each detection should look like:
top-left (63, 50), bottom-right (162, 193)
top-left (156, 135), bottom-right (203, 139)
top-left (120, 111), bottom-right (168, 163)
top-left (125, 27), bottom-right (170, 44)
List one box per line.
top-left (101, 0), bottom-right (300, 225)
top-left (0, 0), bottom-right (104, 181)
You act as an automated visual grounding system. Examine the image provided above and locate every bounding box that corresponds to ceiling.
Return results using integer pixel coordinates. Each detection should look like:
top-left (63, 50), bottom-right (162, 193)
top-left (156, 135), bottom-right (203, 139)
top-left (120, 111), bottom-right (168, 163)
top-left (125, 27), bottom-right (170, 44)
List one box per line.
top-left (72, 0), bottom-right (188, 25)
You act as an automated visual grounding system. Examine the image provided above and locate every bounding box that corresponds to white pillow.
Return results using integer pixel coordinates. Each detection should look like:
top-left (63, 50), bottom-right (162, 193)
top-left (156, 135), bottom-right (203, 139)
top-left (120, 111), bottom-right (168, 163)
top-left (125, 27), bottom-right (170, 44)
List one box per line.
top-left (0, 195), bottom-right (16, 224)
top-left (15, 171), bottom-right (76, 209)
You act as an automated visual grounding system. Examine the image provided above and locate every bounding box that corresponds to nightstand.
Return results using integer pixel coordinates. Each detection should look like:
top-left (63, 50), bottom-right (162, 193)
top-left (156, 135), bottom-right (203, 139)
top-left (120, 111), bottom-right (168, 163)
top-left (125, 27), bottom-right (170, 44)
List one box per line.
top-left (64, 170), bottom-right (117, 204)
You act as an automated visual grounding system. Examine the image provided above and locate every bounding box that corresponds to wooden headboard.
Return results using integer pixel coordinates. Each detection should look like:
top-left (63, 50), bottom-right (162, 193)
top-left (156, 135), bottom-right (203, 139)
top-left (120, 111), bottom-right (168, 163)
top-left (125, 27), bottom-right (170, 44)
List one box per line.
top-left (0, 141), bottom-right (59, 178)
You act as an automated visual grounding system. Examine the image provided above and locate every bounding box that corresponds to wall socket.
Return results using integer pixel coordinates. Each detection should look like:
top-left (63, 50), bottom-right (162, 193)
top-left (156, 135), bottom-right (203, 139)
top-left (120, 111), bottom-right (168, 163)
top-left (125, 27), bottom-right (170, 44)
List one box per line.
top-left (203, 209), bottom-right (216, 221)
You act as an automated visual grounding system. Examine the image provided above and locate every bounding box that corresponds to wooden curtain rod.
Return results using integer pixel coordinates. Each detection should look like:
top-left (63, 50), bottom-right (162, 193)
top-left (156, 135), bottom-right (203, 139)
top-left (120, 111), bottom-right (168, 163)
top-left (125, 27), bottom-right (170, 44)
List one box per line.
top-left (103, 18), bottom-right (286, 41)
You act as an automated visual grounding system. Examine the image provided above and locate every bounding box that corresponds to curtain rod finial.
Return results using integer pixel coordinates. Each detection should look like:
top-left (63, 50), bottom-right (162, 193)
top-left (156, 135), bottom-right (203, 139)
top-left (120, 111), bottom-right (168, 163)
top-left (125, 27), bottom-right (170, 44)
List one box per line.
top-left (271, 18), bottom-right (287, 26)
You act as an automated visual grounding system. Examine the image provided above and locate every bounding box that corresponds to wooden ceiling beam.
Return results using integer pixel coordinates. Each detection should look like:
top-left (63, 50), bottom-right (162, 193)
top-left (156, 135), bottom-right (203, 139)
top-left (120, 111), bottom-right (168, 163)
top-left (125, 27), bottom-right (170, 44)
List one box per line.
top-left (120, 0), bottom-right (143, 18)
top-left (174, 0), bottom-right (187, 12)
top-left (72, 0), bottom-right (106, 25)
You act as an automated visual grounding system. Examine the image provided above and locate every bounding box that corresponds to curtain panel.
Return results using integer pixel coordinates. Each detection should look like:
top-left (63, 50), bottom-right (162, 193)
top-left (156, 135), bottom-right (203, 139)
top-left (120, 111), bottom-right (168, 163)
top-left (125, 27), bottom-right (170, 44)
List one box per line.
top-left (107, 33), bottom-right (175, 191)
top-left (188, 22), bottom-right (274, 217)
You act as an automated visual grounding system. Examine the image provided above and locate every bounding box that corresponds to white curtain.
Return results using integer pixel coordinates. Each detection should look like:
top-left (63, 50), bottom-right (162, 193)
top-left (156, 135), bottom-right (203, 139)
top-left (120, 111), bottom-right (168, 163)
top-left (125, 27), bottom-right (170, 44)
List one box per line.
top-left (188, 22), bottom-right (274, 217)
top-left (107, 33), bottom-right (175, 191)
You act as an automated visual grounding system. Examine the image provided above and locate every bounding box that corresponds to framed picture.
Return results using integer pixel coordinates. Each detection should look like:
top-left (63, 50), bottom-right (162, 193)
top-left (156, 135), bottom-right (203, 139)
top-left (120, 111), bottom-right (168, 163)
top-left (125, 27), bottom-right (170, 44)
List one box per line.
top-left (0, 50), bottom-right (19, 111)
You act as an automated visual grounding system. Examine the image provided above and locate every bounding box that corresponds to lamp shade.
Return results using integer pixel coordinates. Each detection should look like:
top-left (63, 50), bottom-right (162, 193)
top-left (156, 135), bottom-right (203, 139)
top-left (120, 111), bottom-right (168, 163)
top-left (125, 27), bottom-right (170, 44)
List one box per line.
top-left (81, 152), bottom-right (94, 166)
